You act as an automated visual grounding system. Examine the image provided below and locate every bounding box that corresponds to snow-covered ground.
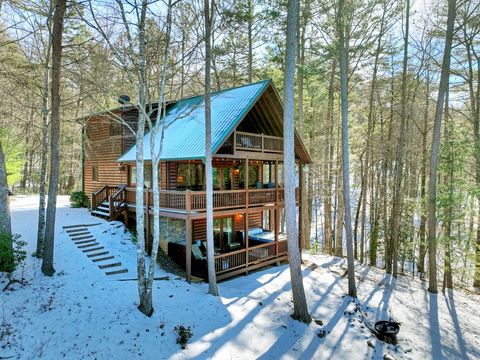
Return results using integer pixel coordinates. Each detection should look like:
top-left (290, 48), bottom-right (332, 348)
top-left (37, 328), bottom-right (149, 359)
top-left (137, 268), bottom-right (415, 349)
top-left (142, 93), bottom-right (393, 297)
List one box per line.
top-left (1, 195), bottom-right (479, 359)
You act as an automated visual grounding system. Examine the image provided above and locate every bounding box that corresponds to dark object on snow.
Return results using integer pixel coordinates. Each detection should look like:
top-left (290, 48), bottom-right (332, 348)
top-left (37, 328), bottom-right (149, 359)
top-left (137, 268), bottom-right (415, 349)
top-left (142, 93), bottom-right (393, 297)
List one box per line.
top-left (375, 321), bottom-right (400, 336)
top-left (373, 321), bottom-right (400, 344)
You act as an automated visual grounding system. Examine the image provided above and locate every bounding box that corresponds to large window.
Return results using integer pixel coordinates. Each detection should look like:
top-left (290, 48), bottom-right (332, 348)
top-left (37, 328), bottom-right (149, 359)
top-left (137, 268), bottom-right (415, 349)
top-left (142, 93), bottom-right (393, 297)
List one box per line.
top-left (129, 165), bottom-right (152, 188)
top-left (238, 164), bottom-right (259, 189)
top-left (176, 163), bottom-right (204, 190)
top-left (213, 217), bottom-right (233, 250)
top-left (213, 167), bottom-right (232, 190)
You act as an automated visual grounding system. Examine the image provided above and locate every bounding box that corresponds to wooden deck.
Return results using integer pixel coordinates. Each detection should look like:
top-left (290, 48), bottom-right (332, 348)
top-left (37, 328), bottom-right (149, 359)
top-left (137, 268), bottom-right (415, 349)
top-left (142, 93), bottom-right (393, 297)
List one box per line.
top-left (121, 187), bottom-right (299, 216)
top-left (214, 239), bottom-right (288, 281)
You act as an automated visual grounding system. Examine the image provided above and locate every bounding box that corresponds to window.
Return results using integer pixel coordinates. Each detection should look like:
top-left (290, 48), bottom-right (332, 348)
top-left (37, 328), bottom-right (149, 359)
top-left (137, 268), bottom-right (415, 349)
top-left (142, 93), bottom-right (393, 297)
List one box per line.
top-left (110, 121), bottom-right (123, 136)
top-left (92, 166), bottom-right (98, 181)
top-left (212, 167), bottom-right (232, 190)
top-left (129, 165), bottom-right (152, 187)
top-left (213, 217), bottom-right (233, 250)
top-left (239, 164), bottom-right (259, 189)
top-left (177, 163), bottom-right (204, 190)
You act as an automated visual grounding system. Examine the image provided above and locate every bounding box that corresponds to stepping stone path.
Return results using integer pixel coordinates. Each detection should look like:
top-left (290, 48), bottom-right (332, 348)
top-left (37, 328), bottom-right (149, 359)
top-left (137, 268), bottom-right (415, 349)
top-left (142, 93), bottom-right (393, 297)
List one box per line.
top-left (63, 223), bottom-right (128, 277)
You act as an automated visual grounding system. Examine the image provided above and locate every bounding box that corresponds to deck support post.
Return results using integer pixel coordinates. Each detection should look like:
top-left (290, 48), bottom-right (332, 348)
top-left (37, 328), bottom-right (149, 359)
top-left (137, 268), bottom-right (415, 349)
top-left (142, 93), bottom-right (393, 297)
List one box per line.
top-left (186, 218), bottom-right (192, 283)
top-left (245, 211), bottom-right (249, 274)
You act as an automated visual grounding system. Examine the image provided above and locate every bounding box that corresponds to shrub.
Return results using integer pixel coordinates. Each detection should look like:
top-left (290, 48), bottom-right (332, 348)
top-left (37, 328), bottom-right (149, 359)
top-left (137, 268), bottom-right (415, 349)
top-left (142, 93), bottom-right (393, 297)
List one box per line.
top-left (174, 325), bottom-right (193, 349)
top-left (70, 191), bottom-right (89, 208)
top-left (0, 233), bottom-right (26, 273)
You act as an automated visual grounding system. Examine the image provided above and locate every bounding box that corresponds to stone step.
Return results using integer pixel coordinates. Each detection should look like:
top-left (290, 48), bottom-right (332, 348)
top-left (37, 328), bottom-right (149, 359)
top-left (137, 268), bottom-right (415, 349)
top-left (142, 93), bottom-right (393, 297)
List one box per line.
top-left (74, 239), bottom-right (96, 245)
top-left (78, 242), bottom-right (100, 249)
top-left (87, 251), bottom-right (109, 258)
top-left (71, 235), bottom-right (93, 241)
top-left (92, 256), bottom-right (115, 262)
top-left (105, 269), bottom-right (128, 275)
top-left (66, 228), bottom-right (87, 234)
top-left (63, 223), bottom-right (101, 229)
top-left (82, 246), bottom-right (104, 253)
top-left (69, 232), bottom-right (90, 237)
top-left (99, 262), bottom-right (121, 269)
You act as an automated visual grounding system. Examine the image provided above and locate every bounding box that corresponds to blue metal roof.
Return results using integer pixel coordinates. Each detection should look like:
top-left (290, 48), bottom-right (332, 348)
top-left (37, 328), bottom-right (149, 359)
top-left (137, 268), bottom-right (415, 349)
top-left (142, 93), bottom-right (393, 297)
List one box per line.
top-left (118, 79), bottom-right (270, 162)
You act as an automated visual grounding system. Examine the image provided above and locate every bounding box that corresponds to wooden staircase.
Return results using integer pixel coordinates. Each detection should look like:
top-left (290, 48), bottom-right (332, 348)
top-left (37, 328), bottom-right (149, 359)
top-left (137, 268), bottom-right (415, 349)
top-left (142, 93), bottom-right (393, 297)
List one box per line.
top-left (91, 185), bottom-right (128, 221)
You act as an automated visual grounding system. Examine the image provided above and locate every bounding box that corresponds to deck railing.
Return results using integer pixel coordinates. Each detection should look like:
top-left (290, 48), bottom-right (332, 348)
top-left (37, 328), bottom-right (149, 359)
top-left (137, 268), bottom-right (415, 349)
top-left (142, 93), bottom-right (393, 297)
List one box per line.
top-left (235, 131), bottom-right (283, 153)
top-left (214, 241), bottom-right (288, 277)
top-left (122, 187), bottom-right (299, 213)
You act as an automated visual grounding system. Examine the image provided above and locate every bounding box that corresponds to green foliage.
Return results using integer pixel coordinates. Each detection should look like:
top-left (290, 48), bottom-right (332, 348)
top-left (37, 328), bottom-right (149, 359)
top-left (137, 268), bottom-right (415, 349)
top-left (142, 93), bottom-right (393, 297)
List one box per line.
top-left (309, 239), bottom-right (320, 255)
top-left (69, 191), bottom-right (89, 208)
top-left (0, 233), bottom-right (26, 273)
top-left (174, 325), bottom-right (193, 349)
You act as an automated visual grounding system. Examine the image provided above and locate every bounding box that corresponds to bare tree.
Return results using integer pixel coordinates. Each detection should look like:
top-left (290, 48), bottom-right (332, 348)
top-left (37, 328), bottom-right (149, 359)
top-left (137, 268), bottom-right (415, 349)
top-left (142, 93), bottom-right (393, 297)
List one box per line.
top-left (144, 0), bottom-right (175, 316)
top-left (204, 0), bottom-right (218, 296)
top-left (42, 0), bottom-right (67, 276)
top-left (427, 0), bottom-right (457, 294)
top-left (284, 0), bottom-right (311, 323)
top-left (338, 0), bottom-right (356, 298)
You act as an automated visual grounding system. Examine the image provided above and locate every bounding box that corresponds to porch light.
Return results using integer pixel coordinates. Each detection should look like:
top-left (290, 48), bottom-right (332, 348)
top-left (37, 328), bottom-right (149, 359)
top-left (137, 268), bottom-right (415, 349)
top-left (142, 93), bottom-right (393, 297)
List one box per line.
top-left (233, 168), bottom-right (240, 175)
top-left (118, 163), bottom-right (126, 172)
top-left (177, 175), bottom-right (184, 183)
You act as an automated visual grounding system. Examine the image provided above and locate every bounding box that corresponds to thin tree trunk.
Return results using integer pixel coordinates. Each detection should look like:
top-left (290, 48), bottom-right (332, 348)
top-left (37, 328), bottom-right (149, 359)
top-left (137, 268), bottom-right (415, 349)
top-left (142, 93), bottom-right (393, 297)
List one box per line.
top-left (338, 0), bottom-right (356, 298)
top-left (284, 0), bottom-right (311, 323)
top-left (427, 0), bottom-right (456, 294)
top-left (36, 4), bottom-right (53, 258)
top-left (323, 60), bottom-right (336, 254)
top-left (142, 0), bottom-right (174, 317)
top-left (42, 0), bottom-right (67, 276)
top-left (204, 0), bottom-right (218, 296)
top-left (443, 92), bottom-right (453, 291)
top-left (389, 0), bottom-right (410, 278)
top-left (0, 140), bottom-right (13, 272)
top-left (247, 0), bottom-right (253, 83)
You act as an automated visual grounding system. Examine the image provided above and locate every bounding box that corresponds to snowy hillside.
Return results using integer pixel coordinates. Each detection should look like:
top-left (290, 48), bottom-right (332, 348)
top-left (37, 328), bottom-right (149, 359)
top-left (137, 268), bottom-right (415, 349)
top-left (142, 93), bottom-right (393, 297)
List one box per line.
top-left (1, 195), bottom-right (478, 359)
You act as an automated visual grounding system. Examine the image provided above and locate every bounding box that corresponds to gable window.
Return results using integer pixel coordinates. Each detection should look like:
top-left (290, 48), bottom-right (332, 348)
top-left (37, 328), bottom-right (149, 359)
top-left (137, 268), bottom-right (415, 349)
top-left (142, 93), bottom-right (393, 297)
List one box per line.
top-left (92, 166), bottom-right (98, 181)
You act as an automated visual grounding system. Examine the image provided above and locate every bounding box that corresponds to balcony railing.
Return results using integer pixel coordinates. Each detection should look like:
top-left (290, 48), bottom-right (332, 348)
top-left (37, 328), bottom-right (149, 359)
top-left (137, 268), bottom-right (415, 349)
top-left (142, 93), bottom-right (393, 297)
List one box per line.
top-left (235, 131), bottom-right (283, 153)
top-left (123, 187), bottom-right (300, 212)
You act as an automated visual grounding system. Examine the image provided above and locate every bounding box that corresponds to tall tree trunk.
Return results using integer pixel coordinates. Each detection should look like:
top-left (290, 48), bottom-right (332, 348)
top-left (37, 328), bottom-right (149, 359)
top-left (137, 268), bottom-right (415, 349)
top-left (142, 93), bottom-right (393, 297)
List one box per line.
top-left (323, 60), bottom-right (336, 254)
top-left (142, 0), bottom-right (174, 317)
top-left (418, 68), bottom-right (430, 275)
top-left (443, 92), bottom-right (453, 292)
top-left (389, 0), bottom-right (410, 278)
top-left (427, 0), bottom-right (456, 294)
top-left (335, 167), bottom-right (344, 257)
top-left (284, 0), bottom-right (311, 323)
top-left (338, 0), bottom-right (357, 298)
top-left (133, 0), bottom-right (150, 315)
top-left (0, 140), bottom-right (13, 272)
top-left (36, 4), bottom-right (53, 258)
top-left (42, 0), bottom-right (67, 276)
top-left (204, 0), bottom-right (218, 296)
top-left (247, 0), bottom-right (253, 83)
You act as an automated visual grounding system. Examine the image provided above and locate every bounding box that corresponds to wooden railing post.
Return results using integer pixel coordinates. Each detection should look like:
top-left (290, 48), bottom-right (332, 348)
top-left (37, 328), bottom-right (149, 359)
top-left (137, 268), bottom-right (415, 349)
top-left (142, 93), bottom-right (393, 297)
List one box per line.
top-left (186, 218), bottom-right (192, 283)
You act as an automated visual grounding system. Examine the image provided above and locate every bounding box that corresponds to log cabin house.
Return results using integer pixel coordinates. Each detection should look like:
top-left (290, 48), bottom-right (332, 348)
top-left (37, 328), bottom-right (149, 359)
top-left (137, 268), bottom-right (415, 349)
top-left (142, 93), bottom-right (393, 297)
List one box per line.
top-left (81, 79), bottom-right (311, 281)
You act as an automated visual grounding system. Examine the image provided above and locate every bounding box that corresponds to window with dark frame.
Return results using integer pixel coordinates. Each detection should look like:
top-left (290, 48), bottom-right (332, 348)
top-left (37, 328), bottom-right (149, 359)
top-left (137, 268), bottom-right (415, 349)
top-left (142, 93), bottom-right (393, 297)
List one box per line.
top-left (92, 166), bottom-right (98, 181)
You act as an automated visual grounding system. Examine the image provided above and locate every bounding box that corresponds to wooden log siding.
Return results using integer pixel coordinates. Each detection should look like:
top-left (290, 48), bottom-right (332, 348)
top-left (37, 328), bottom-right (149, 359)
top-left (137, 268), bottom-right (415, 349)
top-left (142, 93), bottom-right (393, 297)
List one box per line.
top-left (84, 114), bottom-right (127, 195)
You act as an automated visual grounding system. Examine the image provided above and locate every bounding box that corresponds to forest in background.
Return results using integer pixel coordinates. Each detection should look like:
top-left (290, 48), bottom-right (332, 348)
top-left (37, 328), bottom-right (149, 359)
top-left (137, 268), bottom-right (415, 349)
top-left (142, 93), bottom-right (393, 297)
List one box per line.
top-left (0, 0), bottom-right (479, 293)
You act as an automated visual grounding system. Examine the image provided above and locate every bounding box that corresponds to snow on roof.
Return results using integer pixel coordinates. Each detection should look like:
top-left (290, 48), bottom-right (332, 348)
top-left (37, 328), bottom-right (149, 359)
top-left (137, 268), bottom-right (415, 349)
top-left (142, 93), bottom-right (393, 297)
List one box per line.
top-left (117, 79), bottom-right (270, 162)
